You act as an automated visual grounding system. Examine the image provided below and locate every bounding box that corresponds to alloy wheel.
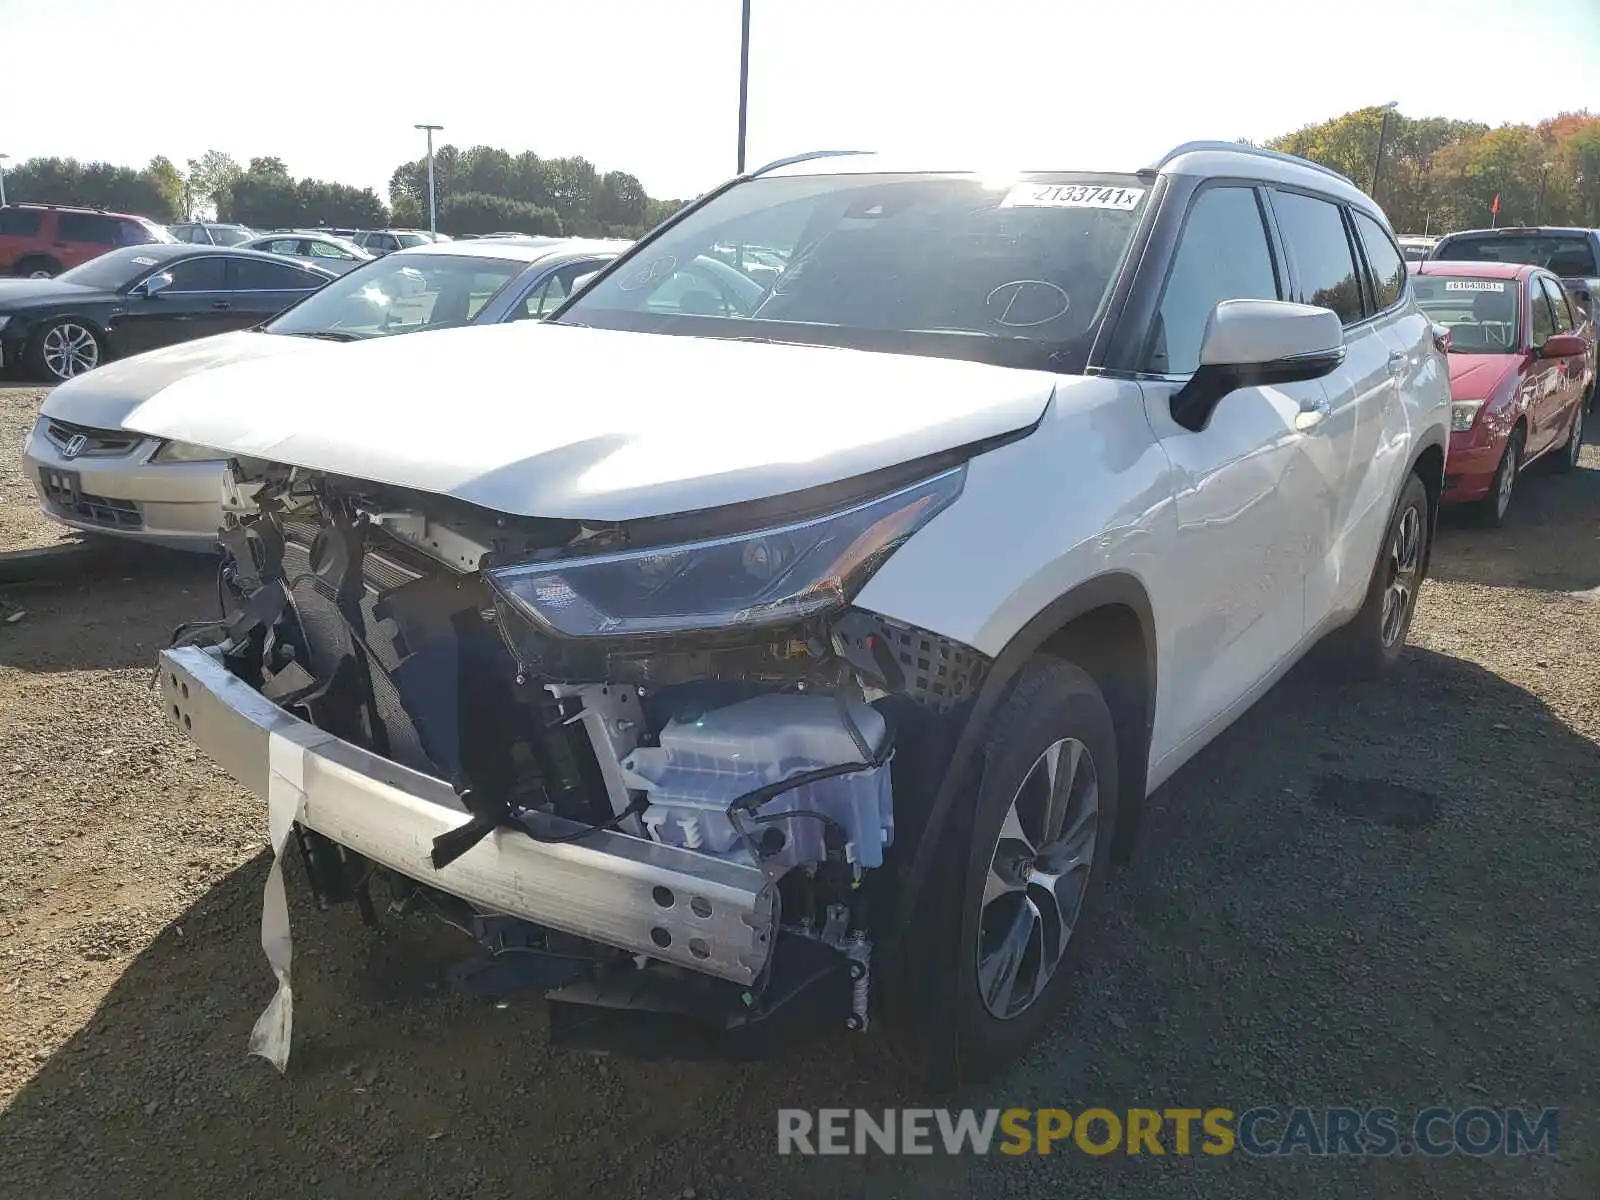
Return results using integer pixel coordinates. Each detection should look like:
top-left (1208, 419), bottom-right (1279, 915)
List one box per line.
top-left (1379, 504), bottom-right (1422, 648)
top-left (27, 268), bottom-right (54, 279)
top-left (976, 736), bottom-right (1099, 1020)
top-left (42, 324), bottom-right (100, 379)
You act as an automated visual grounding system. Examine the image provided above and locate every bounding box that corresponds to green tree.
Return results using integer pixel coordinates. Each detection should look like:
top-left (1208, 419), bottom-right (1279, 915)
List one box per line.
top-left (439, 191), bottom-right (562, 236)
top-left (184, 149), bottom-right (241, 220)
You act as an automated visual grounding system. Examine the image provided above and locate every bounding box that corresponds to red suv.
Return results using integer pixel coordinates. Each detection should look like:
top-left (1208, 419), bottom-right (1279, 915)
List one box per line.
top-left (0, 204), bottom-right (175, 278)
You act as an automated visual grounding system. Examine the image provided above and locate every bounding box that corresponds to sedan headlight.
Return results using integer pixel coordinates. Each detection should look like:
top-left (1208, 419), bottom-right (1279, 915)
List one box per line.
top-left (488, 466), bottom-right (966, 638)
top-left (151, 439), bottom-right (229, 463)
top-left (1450, 401), bottom-right (1485, 432)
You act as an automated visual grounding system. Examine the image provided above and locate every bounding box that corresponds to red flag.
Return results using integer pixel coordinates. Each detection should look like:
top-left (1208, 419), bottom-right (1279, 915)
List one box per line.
top-left (1490, 192), bottom-right (1501, 215)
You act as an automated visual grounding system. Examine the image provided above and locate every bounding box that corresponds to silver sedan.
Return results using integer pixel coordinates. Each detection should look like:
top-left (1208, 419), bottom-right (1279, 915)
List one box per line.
top-left (238, 232), bottom-right (374, 275)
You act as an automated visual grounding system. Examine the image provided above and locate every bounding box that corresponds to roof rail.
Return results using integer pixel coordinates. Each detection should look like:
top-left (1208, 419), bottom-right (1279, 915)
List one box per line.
top-left (1150, 140), bottom-right (1356, 188)
top-left (746, 149), bottom-right (873, 178)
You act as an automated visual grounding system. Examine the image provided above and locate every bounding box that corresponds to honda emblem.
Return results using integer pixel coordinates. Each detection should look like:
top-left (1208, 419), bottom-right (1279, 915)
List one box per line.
top-left (61, 434), bottom-right (89, 460)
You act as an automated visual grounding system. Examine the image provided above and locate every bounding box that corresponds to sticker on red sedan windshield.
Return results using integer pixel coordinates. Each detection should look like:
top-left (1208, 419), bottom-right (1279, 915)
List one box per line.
top-left (1000, 184), bottom-right (1145, 210)
top-left (1443, 280), bottom-right (1506, 291)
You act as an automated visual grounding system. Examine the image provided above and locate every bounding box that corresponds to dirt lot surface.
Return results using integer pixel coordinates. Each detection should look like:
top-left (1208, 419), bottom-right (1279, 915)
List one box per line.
top-left (1, 380), bottom-right (1596, 1199)
top-left (0, 384), bottom-right (78, 553)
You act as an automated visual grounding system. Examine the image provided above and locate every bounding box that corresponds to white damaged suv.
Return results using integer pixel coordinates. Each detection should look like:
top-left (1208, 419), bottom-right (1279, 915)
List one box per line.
top-left (132, 142), bottom-right (1449, 1079)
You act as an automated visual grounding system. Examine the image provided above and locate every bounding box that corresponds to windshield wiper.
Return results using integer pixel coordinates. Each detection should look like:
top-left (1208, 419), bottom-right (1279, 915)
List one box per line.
top-left (281, 330), bottom-right (364, 343)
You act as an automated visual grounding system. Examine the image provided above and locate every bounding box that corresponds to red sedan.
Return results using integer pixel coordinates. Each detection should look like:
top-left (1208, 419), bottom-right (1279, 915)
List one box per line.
top-left (1410, 261), bottom-right (1595, 524)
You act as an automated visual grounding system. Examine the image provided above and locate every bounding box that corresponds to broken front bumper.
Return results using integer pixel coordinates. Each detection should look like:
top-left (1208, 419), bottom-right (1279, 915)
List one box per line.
top-left (157, 646), bottom-right (777, 985)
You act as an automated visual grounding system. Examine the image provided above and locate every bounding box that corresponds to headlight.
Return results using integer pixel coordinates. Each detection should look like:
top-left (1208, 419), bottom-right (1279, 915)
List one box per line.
top-left (488, 466), bottom-right (966, 638)
top-left (1450, 401), bottom-right (1485, 432)
top-left (151, 439), bottom-right (229, 463)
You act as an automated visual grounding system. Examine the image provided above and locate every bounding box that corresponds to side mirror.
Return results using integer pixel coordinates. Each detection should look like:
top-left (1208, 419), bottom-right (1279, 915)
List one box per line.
top-left (1539, 332), bottom-right (1587, 360)
top-left (140, 271), bottom-right (175, 298)
top-left (1171, 300), bottom-right (1346, 433)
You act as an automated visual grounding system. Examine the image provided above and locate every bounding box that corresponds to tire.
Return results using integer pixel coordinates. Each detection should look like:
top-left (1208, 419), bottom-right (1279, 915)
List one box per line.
top-left (25, 319), bottom-right (105, 382)
top-left (1319, 472), bottom-right (1431, 680)
top-left (1550, 404), bottom-right (1584, 474)
top-left (1473, 427), bottom-right (1522, 528)
top-left (898, 657), bottom-right (1120, 1085)
top-left (14, 255), bottom-right (61, 279)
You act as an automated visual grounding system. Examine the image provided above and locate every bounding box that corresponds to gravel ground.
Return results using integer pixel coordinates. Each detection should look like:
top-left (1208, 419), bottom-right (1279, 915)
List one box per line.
top-left (1, 380), bottom-right (1596, 1199)
top-left (0, 384), bottom-right (77, 553)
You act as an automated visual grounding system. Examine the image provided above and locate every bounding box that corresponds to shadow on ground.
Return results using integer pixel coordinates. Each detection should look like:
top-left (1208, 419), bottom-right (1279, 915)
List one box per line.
top-left (1430, 413), bottom-right (1600, 594)
top-left (2, 645), bottom-right (1596, 1199)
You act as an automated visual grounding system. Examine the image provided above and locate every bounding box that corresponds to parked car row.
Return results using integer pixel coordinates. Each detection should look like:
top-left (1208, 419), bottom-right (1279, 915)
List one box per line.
top-left (21, 235), bottom-right (627, 545)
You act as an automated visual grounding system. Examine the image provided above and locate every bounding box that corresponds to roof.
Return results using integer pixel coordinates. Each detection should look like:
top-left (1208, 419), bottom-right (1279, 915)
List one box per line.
top-left (751, 141), bottom-right (1380, 217)
top-left (5, 201), bottom-right (144, 218)
top-left (1409, 260), bottom-right (1538, 280)
top-left (390, 236), bottom-right (631, 264)
top-left (1436, 226), bottom-right (1598, 240)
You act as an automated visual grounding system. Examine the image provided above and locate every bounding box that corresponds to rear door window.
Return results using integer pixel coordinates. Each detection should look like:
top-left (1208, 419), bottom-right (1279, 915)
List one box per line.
top-left (1270, 190), bottom-right (1365, 325)
top-left (1144, 185), bottom-right (1280, 375)
top-left (1352, 211), bottom-right (1406, 312)
top-left (232, 258), bottom-right (324, 291)
top-left (56, 212), bottom-right (121, 244)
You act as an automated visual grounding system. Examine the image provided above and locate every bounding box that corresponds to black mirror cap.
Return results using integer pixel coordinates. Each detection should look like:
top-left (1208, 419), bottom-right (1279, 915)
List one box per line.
top-left (1170, 346), bottom-right (1346, 433)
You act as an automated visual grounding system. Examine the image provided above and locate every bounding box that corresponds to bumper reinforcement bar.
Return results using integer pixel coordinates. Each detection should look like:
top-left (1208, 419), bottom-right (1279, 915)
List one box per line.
top-left (157, 646), bottom-right (777, 985)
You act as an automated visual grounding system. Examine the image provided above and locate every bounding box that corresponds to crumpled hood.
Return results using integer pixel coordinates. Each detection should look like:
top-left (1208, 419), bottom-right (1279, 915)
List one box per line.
top-left (122, 321), bottom-right (1059, 521)
top-left (41, 332), bottom-right (336, 430)
top-left (1447, 353), bottom-right (1520, 400)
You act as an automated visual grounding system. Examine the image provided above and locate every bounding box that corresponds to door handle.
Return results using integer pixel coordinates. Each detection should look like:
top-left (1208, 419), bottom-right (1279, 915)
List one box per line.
top-left (1387, 349), bottom-right (1407, 375)
top-left (1295, 397), bottom-right (1331, 432)
top-left (212, 300), bottom-right (232, 310)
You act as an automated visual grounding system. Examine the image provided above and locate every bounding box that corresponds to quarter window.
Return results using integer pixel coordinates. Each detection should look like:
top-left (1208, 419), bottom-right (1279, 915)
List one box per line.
top-left (1352, 211), bottom-right (1405, 312)
top-left (1271, 190), bottom-right (1365, 325)
top-left (1540, 276), bottom-right (1574, 333)
top-left (0, 209), bottom-right (43, 236)
top-left (1145, 186), bottom-right (1279, 375)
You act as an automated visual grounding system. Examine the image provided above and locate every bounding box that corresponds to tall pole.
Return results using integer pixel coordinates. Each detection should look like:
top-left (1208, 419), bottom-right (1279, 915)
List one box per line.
top-left (1536, 161), bottom-right (1553, 223)
top-left (736, 0), bottom-right (751, 173)
top-left (415, 123), bottom-right (443, 234)
top-left (0, 154), bottom-right (9, 208)
top-left (1370, 101), bottom-right (1397, 200)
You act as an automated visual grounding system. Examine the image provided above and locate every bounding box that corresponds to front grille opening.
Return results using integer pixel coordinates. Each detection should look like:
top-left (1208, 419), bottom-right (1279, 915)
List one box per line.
top-left (39, 477), bottom-right (142, 529)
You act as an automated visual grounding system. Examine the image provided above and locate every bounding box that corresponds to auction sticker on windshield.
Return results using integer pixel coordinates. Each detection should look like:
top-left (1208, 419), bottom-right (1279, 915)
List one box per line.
top-left (1001, 184), bottom-right (1145, 210)
top-left (1444, 280), bottom-right (1506, 291)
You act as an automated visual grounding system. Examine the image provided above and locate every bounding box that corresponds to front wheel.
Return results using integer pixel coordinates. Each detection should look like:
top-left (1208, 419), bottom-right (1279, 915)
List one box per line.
top-left (1318, 472), bottom-right (1431, 679)
top-left (27, 320), bottom-right (104, 382)
top-left (1473, 429), bottom-right (1522, 527)
top-left (901, 657), bottom-right (1120, 1083)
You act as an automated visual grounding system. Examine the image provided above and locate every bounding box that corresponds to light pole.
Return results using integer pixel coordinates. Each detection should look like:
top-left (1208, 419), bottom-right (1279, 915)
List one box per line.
top-left (1536, 160), bottom-right (1554, 222)
top-left (1370, 101), bottom-right (1398, 201)
top-left (414, 123), bottom-right (443, 234)
top-left (736, 0), bottom-right (751, 173)
top-left (0, 153), bottom-right (9, 208)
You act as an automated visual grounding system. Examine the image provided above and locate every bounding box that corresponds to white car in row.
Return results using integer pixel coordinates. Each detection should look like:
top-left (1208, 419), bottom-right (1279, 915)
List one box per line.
top-left (134, 142), bottom-right (1448, 1078)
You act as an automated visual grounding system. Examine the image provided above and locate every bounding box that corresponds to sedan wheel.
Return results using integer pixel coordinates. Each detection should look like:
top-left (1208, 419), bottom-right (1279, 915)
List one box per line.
top-left (28, 267), bottom-right (55, 280)
top-left (39, 322), bottom-right (102, 380)
top-left (977, 735), bottom-right (1099, 1020)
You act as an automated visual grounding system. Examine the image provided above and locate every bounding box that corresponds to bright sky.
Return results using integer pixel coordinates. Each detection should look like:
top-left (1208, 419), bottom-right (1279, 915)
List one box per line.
top-left (1, 0), bottom-right (1596, 202)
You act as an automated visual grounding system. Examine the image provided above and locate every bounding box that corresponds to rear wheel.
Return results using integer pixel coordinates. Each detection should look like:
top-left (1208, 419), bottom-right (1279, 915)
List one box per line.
top-left (14, 255), bottom-right (61, 279)
top-left (1473, 428), bottom-right (1522, 527)
top-left (1318, 472), bottom-right (1431, 680)
top-left (1551, 405), bottom-right (1584, 474)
